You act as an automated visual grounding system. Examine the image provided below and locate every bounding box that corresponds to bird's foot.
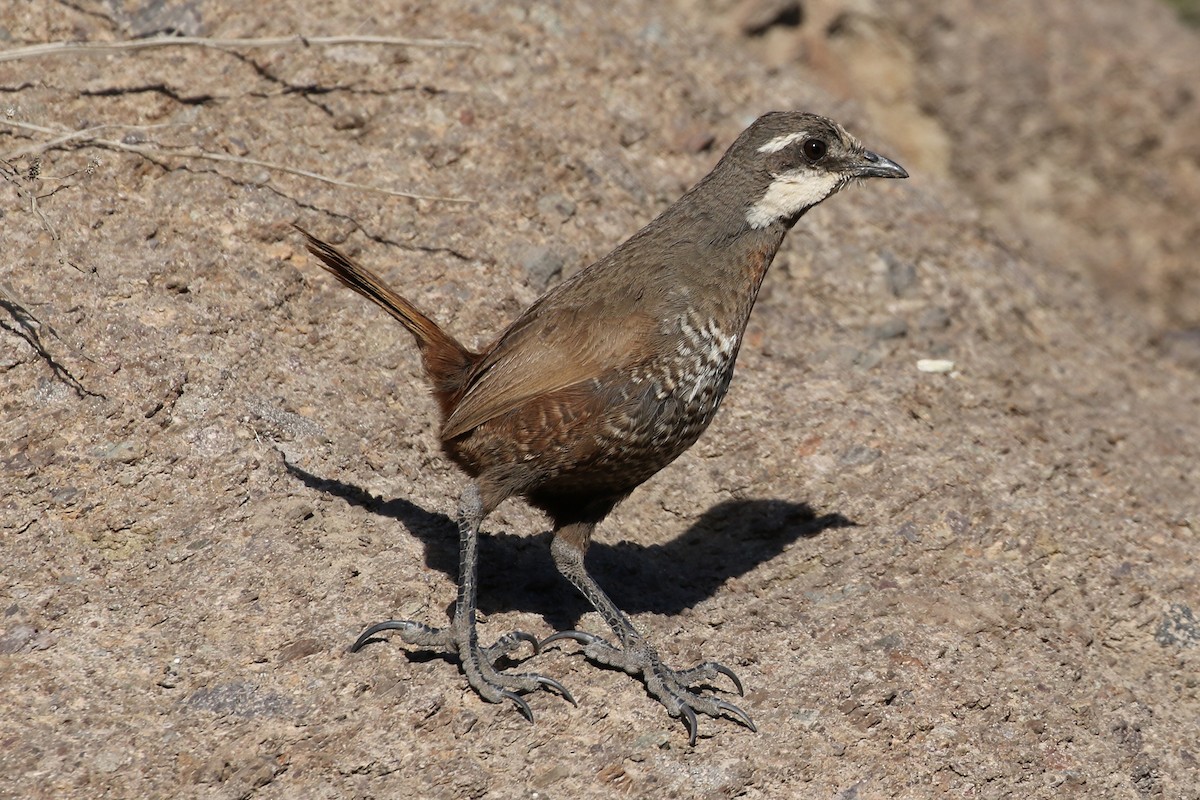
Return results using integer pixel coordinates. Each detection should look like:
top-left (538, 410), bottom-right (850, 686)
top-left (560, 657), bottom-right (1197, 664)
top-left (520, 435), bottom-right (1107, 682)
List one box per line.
top-left (542, 630), bottom-right (755, 745)
top-left (352, 618), bottom-right (575, 721)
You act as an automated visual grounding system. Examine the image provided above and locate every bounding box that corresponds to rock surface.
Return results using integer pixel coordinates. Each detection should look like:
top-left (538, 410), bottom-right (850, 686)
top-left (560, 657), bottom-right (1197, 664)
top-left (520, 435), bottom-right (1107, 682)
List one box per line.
top-left (1, 2), bottom-right (1197, 798)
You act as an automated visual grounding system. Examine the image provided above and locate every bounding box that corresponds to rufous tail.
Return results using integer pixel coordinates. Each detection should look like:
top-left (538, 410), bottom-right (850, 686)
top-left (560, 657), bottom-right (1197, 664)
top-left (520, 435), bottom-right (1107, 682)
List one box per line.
top-left (296, 226), bottom-right (474, 402)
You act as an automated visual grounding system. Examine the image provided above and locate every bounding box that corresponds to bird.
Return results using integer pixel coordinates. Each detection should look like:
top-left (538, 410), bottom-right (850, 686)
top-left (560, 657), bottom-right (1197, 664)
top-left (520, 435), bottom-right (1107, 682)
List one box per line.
top-left (296, 111), bottom-right (907, 745)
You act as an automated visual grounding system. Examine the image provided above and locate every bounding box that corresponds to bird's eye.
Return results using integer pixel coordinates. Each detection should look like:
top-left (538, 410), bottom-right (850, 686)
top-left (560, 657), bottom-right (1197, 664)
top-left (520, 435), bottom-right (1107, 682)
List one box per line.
top-left (802, 138), bottom-right (828, 162)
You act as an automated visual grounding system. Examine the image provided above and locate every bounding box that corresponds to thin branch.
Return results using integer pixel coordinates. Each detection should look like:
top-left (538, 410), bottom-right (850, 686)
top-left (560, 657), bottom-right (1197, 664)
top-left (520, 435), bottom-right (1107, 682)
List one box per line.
top-left (0, 34), bottom-right (479, 64)
top-left (1, 153), bottom-right (89, 271)
top-left (1, 119), bottom-right (473, 204)
top-left (28, 188), bottom-right (58, 240)
top-left (1, 120), bottom-right (181, 160)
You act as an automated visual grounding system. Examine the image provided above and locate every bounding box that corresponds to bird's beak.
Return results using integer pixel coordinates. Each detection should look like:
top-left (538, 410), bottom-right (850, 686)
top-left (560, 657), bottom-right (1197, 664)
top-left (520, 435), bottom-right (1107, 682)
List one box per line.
top-left (854, 150), bottom-right (909, 179)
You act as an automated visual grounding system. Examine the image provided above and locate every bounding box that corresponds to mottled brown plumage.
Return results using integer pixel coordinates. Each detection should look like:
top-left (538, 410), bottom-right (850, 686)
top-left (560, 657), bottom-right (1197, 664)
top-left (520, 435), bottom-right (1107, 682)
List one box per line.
top-left (297, 111), bottom-right (906, 744)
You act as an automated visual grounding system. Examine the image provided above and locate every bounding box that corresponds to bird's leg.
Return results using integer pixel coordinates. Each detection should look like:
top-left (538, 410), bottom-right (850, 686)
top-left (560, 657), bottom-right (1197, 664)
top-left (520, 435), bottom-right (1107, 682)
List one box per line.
top-left (351, 482), bottom-right (575, 720)
top-left (542, 523), bottom-right (755, 745)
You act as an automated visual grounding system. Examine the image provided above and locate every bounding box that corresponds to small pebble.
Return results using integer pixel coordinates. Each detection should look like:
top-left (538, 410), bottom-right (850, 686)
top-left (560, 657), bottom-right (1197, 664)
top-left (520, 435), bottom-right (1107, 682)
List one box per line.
top-left (917, 306), bottom-right (951, 331)
top-left (519, 245), bottom-right (566, 291)
top-left (873, 317), bottom-right (908, 340)
top-left (883, 251), bottom-right (917, 296)
top-left (917, 358), bottom-right (955, 373)
top-left (537, 193), bottom-right (576, 221)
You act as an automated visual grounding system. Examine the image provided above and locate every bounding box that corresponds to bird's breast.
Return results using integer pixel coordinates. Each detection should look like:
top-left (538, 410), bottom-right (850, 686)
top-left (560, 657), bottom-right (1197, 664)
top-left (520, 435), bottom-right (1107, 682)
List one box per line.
top-left (590, 307), bottom-right (744, 471)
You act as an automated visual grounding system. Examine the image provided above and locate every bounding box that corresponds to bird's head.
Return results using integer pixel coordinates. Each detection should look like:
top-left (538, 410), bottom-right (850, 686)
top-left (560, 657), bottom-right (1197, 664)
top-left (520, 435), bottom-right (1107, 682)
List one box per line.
top-left (721, 111), bottom-right (908, 230)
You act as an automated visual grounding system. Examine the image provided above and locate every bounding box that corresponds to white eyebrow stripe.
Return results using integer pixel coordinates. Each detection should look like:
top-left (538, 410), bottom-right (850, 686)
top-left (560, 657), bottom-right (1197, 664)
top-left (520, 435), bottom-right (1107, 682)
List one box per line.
top-left (757, 132), bottom-right (805, 154)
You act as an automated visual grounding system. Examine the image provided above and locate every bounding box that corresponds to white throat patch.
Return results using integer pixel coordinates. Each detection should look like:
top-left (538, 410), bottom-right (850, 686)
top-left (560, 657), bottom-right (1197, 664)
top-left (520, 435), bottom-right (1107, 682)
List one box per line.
top-left (746, 169), bottom-right (842, 229)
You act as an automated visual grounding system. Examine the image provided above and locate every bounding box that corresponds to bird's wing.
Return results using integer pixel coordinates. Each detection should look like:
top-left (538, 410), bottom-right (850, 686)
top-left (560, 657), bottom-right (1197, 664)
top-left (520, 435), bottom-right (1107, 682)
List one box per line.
top-left (440, 302), bottom-right (656, 441)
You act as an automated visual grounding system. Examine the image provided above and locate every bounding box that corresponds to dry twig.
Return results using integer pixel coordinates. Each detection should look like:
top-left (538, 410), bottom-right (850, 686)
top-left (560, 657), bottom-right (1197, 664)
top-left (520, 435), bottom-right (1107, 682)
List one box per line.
top-left (1, 119), bottom-right (473, 204)
top-left (0, 34), bottom-right (478, 63)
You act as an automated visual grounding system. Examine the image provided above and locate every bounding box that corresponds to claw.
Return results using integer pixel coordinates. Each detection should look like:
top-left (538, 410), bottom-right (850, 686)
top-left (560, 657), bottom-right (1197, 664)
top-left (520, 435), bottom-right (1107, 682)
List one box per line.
top-left (680, 704), bottom-right (699, 747)
top-left (350, 619), bottom-right (423, 652)
top-left (502, 690), bottom-right (535, 723)
top-left (713, 662), bottom-right (745, 696)
top-left (714, 698), bottom-right (757, 732)
top-left (536, 675), bottom-right (578, 707)
top-left (486, 630), bottom-right (541, 661)
top-left (512, 630), bottom-right (541, 655)
top-left (540, 629), bottom-right (604, 649)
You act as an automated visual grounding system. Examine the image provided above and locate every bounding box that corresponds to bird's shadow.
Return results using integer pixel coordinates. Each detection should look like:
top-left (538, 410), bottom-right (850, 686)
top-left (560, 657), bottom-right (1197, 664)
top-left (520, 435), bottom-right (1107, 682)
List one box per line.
top-left (286, 461), bottom-right (853, 632)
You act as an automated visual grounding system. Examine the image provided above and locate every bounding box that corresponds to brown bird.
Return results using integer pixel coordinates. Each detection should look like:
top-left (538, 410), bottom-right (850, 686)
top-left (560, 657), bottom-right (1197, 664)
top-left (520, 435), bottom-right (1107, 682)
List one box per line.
top-left (298, 111), bottom-right (906, 744)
